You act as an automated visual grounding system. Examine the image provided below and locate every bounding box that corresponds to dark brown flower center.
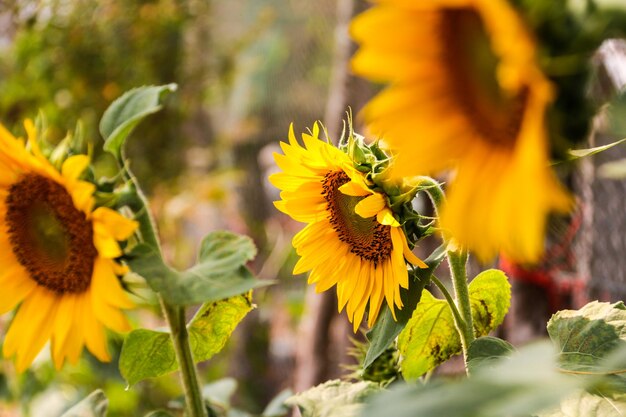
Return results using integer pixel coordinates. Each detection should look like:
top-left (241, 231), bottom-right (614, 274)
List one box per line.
top-left (5, 174), bottom-right (97, 294)
top-left (322, 170), bottom-right (392, 266)
top-left (440, 8), bottom-right (527, 148)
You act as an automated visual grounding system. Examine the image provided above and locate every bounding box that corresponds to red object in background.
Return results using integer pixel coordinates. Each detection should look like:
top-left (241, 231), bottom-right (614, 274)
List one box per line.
top-left (498, 209), bottom-right (586, 312)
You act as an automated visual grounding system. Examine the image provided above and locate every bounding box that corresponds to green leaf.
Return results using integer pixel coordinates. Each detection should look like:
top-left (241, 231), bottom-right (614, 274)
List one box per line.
top-left (119, 329), bottom-right (177, 386)
top-left (467, 336), bottom-right (514, 373)
top-left (120, 294), bottom-right (254, 385)
top-left (188, 294), bottom-right (255, 366)
top-left (127, 232), bottom-right (267, 306)
top-left (468, 269), bottom-right (511, 336)
top-left (397, 290), bottom-right (461, 380)
top-left (363, 244), bottom-right (447, 369)
top-left (536, 390), bottom-right (626, 417)
top-left (548, 301), bottom-right (626, 373)
top-left (567, 137), bottom-right (626, 160)
top-left (195, 231), bottom-right (257, 272)
top-left (100, 84), bottom-right (177, 159)
top-left (285, 380), bottom-right (379, 417)
top-left (61, 390), bottom-right (108, 417)
top-left (396, 269), bottom-right (510, 379)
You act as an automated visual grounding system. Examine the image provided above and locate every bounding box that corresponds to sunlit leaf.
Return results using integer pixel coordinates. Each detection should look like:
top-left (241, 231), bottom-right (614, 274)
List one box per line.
top-left (188, 293), bottom-right (255, 366)
top-left (397, 290), bottom-right (460, 380)
top-left (567, 137), bottom-right (626, 160)
top-left (100, 84), bottom-right (177, 159)
top-left (286, 380), bottom-right (379, 417)
top-left (120, 294), bottom-right (254, 386)
top-left (468, 269), bottom-right (511, 336)
top-left (61, 390), bottom-right (108, 417)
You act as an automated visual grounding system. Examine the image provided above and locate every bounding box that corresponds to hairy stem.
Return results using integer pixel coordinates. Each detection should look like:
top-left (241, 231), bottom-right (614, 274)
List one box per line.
top-left (160, 299), bottom-right (208, 417)
top-left (447, 249), bottom-right (475, 361)
top-left (431, 274), bottom-right (466, 332)
top-left (419, 176), bottom-right (475, 368)
top-left (121, 163), bottom-right (206, 417)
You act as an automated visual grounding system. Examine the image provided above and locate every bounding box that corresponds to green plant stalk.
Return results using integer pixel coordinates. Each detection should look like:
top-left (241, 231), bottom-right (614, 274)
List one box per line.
top-left (418, 176), bottom-right (475, 364)
top-left (430, 274), bottom-right (466, 332)
top-left (160, 300), bottom-right (208, 417)
top-left (122, 165), bottom-right (207, 417)
top-left (447, 249), bottom-right (475, 357)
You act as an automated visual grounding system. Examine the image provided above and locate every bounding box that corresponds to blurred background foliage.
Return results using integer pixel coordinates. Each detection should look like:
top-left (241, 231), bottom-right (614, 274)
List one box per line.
top-left (0, 0), bottom-right (338, 415)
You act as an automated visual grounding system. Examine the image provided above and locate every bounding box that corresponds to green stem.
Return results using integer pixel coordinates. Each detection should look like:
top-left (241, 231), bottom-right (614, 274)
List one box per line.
top-left (447, 250), bottom-right (475, 357)
top-left (160, 299), bottom-right (208, 417)
top-left (419, 177), bottom-right (475, 366)
top-left (430, 274), bottom-right (465, 332)
top-left (119, 162), bottom-right (206, 417)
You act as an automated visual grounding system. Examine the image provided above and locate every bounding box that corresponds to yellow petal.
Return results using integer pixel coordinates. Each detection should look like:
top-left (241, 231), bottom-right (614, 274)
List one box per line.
top-left (4, 288), bottom-right (58, 372)
top-left (82, 296), bottom-right (110, 362)
top-left (93, 230), bottom-right (123, 258)
top-left (92, 286), bottom-right (131, 333)
top-left (52, 295), bottom-right (77, 369)
top-left (338, 180), bottom-right (370, 197)
top-left (92, 257), bottom-right (134, 309)
top-left (61, 154), bottom-right (90, 180)
top-left (92, 207), bottom-right (138, 241)
top-left (394, 227), bottom-right (427, 268)
top-left (376, 208), bottom-right (400, 227)
top-left (355, 194), bottom-right (386, 218)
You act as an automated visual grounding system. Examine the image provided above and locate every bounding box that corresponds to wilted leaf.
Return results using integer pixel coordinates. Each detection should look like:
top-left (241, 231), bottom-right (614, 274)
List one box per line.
top-left (468, 269), bottom-right (511, 336)
top-left (188, 294), bottom-right (254, 367)
top-left (100, 84), bottom-right (177, 159)
top-left (286, 380), bottom-right (379, 417)
top-left (397, 290), bottom-right (461, 380)
top-left (61, 390), bottom-right (108, 417)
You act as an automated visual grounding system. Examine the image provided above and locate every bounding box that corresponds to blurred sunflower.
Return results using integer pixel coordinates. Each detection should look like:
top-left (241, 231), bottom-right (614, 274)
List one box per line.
top-left (351, 0), bottom-right (571, 263)
top-left (270, 124), bottom-right (426, 331)
top-left (0, 121), bottom-right (137, 372)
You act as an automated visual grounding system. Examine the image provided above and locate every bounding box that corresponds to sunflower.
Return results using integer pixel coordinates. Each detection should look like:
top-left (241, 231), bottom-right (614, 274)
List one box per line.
top-left (351, 0), bottom-right (571, 263)
top-left (270, 124), bottom-right (426, 331)
top-left (0, 121), bottom-right (138, 372)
